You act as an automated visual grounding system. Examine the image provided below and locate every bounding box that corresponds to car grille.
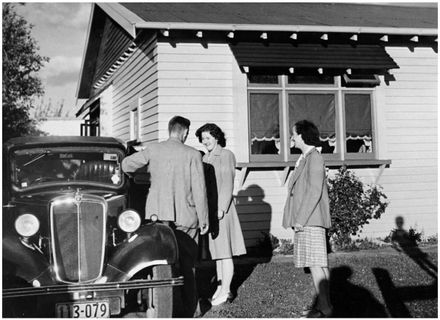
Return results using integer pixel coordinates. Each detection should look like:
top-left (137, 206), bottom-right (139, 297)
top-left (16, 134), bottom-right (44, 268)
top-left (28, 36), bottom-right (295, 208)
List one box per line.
top-left (50, 194), bottom-right (107, 283)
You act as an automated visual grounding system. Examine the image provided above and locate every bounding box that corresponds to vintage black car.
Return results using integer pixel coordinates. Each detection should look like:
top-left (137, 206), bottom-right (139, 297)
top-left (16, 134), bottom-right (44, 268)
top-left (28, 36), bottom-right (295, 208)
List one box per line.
top-left (2, 136), bottom-right (182, 318)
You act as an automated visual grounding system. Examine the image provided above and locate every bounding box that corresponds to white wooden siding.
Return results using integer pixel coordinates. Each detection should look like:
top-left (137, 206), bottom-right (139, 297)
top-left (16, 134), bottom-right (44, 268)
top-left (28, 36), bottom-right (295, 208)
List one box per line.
top-left (360, 47), bottom-right (438, 239)
top-left (99, 85), bottom-right (114, 137)
top-left (108, 38), bottom-right (437, 248)
top-left (153, 42), bottom-right (437, 248)
top-left (231, 46), bottom-right (438, 246)
top-left (156, 41), bottom-right (264, 244)
top-left (156, 42), bottom-right (236, 150)
top-left (110, 34), bottom-right (160, 143)
top-left (234, 170), bottom-right (292, 246)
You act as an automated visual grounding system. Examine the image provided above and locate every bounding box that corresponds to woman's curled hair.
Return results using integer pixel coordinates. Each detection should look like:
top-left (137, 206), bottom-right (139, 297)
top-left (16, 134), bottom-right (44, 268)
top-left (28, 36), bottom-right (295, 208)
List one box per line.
top-left (195, 123), bottom-right (226, 147)
top-left (294, 120), bottom-right (321, 147)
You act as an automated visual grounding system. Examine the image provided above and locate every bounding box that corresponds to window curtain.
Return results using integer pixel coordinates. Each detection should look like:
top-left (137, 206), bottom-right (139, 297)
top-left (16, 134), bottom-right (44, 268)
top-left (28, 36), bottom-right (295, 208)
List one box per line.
top-left (345, 94), bottom-right (372, 138)
top-left (288, 94), bottom-right (336, 145)
top-left (345, 94), bottom-right (372, 152)
top-left (249, 93), bottom-right (280, 141)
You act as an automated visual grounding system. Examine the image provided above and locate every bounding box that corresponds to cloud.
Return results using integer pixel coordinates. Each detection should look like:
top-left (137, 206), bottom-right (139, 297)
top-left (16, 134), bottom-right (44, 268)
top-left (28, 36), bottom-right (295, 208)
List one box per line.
top-left (69, 4), bottom-right (92, 28)
top-left (16, 3), bottom-right (91, 29)
top-left (12, 3), bottom-right (90, 110)
top-left (40, 56), bottom-right (82, 87)
top-left (46, 71), bottom-right (80, 87)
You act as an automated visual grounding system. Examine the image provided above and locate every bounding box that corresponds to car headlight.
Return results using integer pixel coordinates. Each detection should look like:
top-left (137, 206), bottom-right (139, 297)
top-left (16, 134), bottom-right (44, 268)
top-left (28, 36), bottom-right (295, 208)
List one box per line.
top-left (118, 210), bottom-right (141, 233)
top-left (15, 214), bottom-right (40, 237)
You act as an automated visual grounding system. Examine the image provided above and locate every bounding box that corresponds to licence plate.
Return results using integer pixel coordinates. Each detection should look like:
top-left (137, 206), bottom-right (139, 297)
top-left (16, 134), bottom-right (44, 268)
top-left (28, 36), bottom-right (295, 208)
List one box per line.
top-left (56, 301), bottom-right (110, 318)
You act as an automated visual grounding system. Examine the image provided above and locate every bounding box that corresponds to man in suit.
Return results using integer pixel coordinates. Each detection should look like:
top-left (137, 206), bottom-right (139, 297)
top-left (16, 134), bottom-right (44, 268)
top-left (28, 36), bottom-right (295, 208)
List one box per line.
top-left (122, 115), bottom-right (209, 317)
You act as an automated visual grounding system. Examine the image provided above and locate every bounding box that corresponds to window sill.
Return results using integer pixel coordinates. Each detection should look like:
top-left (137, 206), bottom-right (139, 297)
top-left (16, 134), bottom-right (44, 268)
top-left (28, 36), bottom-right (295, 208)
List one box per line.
top-left (236, 159), bottom-right (391, 187)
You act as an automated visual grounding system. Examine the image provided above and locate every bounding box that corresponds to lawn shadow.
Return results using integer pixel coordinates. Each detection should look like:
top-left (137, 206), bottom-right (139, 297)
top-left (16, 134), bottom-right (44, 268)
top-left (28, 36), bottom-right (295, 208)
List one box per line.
top-left (329, 265), bottom-right (388, 317)
top-left (195, 258), bottom-right (270, 316)
top-left (373, 267), bottom-right (438, 318)
top-left (230, 258), bottom-right (271, 299)
top-left (195, 184), bottom-right (273, 316)
top-left (390, 216), bottom-right (437, 279)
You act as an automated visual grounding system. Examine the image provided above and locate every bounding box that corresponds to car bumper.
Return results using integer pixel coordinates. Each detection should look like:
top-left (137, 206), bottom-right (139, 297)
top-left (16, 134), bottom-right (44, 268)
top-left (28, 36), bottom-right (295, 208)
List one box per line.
top-left (3, 276), bottom-right (184, 298)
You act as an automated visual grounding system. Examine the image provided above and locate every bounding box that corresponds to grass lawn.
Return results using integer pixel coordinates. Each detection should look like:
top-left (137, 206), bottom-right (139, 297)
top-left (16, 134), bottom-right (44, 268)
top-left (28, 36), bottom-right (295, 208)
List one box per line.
top-left (195, 244), bottom-right (437, 318)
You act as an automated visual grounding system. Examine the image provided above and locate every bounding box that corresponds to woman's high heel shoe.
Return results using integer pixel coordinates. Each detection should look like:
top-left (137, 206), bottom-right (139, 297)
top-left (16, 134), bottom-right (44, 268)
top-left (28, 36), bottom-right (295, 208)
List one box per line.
top-left (210, 280), bottom-right (222, 301)
top-left (210, 292), bottom-right (233, 306)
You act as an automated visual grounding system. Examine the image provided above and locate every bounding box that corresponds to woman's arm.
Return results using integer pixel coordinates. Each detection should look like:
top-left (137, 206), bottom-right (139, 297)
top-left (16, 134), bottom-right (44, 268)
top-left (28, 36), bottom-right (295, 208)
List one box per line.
top-left (217, 150), bottom-right (236, 213)
top-left (295, 151), bottom-right (325, 226)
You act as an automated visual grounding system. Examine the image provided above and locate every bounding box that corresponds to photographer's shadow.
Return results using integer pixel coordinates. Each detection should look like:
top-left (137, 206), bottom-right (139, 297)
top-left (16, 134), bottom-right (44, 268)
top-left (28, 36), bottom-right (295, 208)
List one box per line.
top-left (390, 216), bottom-right (437, 279)
top-left (330, 266), bottom-right (388, 317)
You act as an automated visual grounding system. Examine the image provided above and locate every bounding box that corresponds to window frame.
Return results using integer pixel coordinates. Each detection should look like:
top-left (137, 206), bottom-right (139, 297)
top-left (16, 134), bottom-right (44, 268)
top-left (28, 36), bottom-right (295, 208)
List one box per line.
top-left (342, 90), bottom-right (376, 160)
top-left (129, 106), bottom-right (140, 142)
top-left (285, 89), bottom-right (341, 161)
top-left (247, 74), bottom-right (281, 87)
top-left (247, 90), bottom-right (284, 162)
top-left (247, 75), bottom-right (378, 163)
top-left (286, 75), bottom-right (338, 88)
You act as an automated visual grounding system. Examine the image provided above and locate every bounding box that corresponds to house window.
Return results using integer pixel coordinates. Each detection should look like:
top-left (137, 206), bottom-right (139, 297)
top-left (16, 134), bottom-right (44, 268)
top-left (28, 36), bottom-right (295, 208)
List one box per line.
top-left (81, 100), bottom-right (100, 137)
top-left (249, 92), bottom-right (281, 158)
top-left (130, 107), bottom-right (140, 141)
top-left (288, 93), bottom-right (336, 154)
top-left (248, 74), bottom-right (376, 162)
top-left (344, 93), bottom-right (373, 154)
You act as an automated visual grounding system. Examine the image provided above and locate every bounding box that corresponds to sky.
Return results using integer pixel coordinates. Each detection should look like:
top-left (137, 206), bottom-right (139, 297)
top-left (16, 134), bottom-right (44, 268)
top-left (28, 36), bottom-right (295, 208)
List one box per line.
top-left (14, 2), bottom-right (92, 118)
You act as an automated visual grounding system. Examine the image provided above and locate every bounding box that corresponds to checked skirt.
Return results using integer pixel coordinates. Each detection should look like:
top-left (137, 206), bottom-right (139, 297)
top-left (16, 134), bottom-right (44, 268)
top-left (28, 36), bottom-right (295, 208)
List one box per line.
top-left (293, 226), bottom-right (328, 268)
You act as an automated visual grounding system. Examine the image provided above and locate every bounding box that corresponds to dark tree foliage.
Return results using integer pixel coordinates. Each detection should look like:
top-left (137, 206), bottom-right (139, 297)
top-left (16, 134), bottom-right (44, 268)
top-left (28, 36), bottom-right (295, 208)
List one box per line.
top-left (328, 166), bottom-right (388, 248)
top-left (2, 3), bottom-right (49, 141)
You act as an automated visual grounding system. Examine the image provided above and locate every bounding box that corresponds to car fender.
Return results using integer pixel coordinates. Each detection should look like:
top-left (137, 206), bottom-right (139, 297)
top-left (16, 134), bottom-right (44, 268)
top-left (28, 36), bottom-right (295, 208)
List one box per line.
top-left (3, 234), bottom-right (53, 286)
top-left (103, 223), bottom-right (179, 282)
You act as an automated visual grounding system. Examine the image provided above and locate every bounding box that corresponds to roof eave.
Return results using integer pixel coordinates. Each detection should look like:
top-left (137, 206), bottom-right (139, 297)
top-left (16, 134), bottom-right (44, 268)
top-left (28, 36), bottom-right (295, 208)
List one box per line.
top-left (76, 4), bottom-right (437, 101)
top-left (97, 3), bottom-right (144, 38)
top-left (76, 3), bottom-right (143, 100)
top-left (76, 4), bottom-right (96, 100)
top-left (134, 22), bottom-right (438, 36)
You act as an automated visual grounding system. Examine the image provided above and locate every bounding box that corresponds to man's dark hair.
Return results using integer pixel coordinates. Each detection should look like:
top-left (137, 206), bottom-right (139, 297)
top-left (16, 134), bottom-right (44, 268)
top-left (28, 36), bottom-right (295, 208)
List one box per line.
top-left (168, 116), bottom-right (191, 134)
top-left (294, 120), bottom-right (321, 147)
top-left (195, 123), bottom-right (226, 147)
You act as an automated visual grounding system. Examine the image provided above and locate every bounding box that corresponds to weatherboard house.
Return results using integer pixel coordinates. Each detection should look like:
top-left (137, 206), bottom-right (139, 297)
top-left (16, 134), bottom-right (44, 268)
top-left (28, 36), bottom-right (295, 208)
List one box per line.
top-left (76, 3), bottom-right (438, 248)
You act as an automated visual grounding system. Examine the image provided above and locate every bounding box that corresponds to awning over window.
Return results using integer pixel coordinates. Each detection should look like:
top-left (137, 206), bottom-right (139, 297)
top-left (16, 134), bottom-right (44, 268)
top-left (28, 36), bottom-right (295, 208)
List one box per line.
top-left (230, 43), bottom-right (399, 71)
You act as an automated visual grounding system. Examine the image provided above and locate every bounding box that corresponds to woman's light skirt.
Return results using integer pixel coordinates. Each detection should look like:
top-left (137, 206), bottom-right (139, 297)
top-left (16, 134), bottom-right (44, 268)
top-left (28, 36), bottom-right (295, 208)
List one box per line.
top-left (293, 226), bottom-right (328, 268)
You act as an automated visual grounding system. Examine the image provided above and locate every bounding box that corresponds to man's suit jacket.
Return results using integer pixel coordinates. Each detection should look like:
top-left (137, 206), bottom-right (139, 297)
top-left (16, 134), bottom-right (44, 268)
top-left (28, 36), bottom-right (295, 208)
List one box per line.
top-left (282, 148), bottom-right (331, 229)
top-left (122, 137), bottom-right (209, 232)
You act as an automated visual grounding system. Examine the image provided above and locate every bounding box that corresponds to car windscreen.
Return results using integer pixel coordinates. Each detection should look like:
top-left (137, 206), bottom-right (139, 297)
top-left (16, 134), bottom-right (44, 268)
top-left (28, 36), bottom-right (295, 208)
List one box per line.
top-left (12, 146), bottom-right (124, 190)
